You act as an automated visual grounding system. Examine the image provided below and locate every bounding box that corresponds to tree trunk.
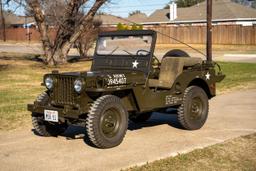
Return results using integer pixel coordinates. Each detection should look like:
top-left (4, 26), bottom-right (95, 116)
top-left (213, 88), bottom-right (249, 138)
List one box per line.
top-left (45, 49), bottom-right (55, 66)
top-left (45, 43), bottom-right (71, 65)
top-left (76, 41), bottom-right (85, 58)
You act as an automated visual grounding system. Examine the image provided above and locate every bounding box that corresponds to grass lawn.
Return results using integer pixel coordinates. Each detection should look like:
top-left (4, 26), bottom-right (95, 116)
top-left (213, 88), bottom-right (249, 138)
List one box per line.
top-left (217, 62), bottom-right (256, 93)
top-left (0, 53), bottom-right (255, 130)
top-left (0, 53), bottom-right (91, 130)
top-left (125, 133), bottom-right (256, 171)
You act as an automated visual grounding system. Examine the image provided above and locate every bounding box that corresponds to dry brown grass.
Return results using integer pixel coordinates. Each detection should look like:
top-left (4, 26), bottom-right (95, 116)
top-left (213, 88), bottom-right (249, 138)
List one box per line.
top-left (0, 53), bottom-right (91, 130)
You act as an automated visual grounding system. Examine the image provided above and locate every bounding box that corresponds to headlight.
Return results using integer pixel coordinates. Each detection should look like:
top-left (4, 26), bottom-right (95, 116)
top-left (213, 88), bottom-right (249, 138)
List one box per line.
top-left (45, 77), bottom-right (53, 89)
top-left (74, 79), bottom-right (83, 93)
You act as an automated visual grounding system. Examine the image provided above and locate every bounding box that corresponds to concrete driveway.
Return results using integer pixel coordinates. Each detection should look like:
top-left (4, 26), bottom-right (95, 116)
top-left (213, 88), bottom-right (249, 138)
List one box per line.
top-left (0, 89), bottom-right (256, 171)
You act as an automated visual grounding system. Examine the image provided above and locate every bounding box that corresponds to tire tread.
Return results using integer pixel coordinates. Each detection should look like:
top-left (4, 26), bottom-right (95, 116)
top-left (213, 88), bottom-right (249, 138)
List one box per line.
top-left (178, 86), bottom-right (209, 130)
top-left (86, 95), bottom-right (128, 148)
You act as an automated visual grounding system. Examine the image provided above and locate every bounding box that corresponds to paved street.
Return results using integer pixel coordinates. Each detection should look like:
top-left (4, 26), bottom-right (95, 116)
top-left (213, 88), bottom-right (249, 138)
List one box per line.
top-left (0, 89), bottom-right (256, 171)
top-left (0, 43), bottom-right (79, 56)
top-left (221, 54), bottom-right (256, 63)
top-left (0, 43), bottom-right (43, 54)
top-left (0, 43), bottom-right (256, 63)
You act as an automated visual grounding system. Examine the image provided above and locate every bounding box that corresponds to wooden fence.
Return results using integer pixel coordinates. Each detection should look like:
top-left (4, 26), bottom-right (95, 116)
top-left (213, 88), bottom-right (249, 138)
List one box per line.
top-left (146, 25), bottom-right (256, 45)
top-left (0, 25), bottom-right (256, 45)
top-left (0, 28), bottom-right (56, 42)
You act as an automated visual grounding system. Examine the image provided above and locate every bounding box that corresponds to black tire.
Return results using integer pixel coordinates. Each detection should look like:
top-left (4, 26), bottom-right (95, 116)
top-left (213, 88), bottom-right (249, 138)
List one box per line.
top-left (163, 49), bottom-right (190, 58)
top-left (86, 95), bottom-right (128, 148)
top-left (32, 92), bottom-right (68, 136)
top-left (35, 92), bottom-right (49, 105)
top-left (178, 86), bottom-right (209, 130)
top-left (129, 112), bottom-right (152, 123)
top-left (32, 115), bottom-right (68, 136)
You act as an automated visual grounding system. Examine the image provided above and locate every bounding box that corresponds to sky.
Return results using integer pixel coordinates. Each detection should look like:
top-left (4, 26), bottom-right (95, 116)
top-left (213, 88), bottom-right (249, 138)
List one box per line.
top-left (5, 0), bottom-right (171, 17)
top-left (100, 0), bottom-right (171, 17)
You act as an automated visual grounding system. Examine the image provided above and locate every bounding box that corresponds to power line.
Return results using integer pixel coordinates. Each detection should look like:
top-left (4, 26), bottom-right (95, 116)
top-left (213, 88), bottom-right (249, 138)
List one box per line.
top-left (84, 2), bottom-right (169, 9)
top-left (104, 3), bottom-right (168, 8)
top-left (99, 0), bottom-right (237, 9)
top-left (101, 9), bottom-right (158, 14)
top-left (91, 1), bottom-right (239, 13)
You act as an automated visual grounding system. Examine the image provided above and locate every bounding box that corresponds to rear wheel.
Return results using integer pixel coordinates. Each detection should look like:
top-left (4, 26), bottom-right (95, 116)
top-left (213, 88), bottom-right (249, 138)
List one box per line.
top-left (178, 86), bottom-right (209, 130)
top-left (86, 95), bottom-right (128, 148)
top-left (163, 49), bottom-right (190, 58)
top-left (129, 112), bottom-right (152, 123)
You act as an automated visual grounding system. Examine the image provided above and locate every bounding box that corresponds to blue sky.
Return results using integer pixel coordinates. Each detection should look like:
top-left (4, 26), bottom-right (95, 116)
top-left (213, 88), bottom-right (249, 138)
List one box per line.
top-left (101, 0), bottom-right (170, 17)
top-left (6, 0), bottom-right (171, 17)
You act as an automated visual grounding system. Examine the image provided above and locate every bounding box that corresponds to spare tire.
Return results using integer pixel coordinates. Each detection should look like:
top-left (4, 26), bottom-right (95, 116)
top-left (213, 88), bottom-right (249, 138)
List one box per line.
top-left (163, 49), bottom-right (190, 58)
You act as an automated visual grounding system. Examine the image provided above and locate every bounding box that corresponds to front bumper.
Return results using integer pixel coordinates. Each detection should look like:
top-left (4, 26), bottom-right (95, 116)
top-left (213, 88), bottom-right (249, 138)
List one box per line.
top-left (27, 104), bottom-right (83, 119)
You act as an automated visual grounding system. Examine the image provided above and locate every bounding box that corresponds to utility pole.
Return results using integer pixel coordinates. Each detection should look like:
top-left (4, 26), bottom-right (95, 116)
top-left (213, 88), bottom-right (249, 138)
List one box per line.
top-left (0, 0), bottom-right (6, 42)
top-left (206, 0), bottom-right (212, 62)
top-left (25, 15), bottom-right (32, 43)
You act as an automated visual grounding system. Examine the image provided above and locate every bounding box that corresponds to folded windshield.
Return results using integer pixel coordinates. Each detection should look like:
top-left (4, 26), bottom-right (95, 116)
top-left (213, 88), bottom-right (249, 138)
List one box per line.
top-left (96, 35), bottom-right (153, 56)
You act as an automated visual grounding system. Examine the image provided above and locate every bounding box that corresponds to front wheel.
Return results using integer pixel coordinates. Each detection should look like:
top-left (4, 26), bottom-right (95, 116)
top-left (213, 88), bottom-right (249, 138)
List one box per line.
top-left (178, 86), bottom-right (209, 130)
top-left (86, 95), bottom-right (128, 148)
top-left (32, 115), bottom-right (68, 136)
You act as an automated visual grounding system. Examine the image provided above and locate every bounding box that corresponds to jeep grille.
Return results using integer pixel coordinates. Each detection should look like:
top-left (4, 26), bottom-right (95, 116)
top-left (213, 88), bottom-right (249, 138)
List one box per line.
top-left (52, 76), bottom-right (75, 105)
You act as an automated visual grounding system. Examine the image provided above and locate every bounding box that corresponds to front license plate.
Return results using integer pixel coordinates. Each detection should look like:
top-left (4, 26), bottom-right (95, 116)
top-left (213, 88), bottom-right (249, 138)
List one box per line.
top-left (44, 110), bottom-right (58, 122)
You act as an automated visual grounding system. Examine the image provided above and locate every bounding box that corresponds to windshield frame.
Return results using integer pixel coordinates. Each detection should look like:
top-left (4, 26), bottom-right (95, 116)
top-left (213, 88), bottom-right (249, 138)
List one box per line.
top-left (94, 30), bottom-right (157, 58)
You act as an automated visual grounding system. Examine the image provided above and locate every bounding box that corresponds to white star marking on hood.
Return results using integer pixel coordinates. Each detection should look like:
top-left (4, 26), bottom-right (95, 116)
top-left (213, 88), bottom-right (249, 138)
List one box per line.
top-left (205, 72), bottom-right (211, 80)
top-left (132, 60), bottom-right (139, 68)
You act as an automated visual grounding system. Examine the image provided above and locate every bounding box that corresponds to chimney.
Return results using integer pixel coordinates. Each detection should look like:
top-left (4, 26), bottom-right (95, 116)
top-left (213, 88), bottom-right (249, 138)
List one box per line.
top-left (169, 1), bottom-right (177, 21)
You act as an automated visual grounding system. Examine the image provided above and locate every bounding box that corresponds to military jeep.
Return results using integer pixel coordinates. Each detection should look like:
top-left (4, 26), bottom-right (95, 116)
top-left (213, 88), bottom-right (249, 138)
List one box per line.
top-left (28, 30), bottom-right (224, 148)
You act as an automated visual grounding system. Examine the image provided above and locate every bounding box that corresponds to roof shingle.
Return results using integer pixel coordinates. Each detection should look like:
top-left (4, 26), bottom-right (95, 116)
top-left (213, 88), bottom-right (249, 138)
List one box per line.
top-left (127, 13), bottom-right (148, 23)
top-left (0, 11), bottom-right (34, 25)
top-left (95, 14), bottom-right (130, 25)
top-left (145, 0), bottom-right (256, 23)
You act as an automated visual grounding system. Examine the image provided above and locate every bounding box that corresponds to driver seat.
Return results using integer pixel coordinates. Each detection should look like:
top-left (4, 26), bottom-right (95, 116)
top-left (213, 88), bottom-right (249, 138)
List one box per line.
top-left (148, 57), bottom-right (202, 89)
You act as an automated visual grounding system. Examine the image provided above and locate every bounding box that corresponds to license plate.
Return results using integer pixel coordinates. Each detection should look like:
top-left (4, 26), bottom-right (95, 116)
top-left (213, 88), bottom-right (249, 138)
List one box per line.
top-left (44, 110), bottom-right (58, 122)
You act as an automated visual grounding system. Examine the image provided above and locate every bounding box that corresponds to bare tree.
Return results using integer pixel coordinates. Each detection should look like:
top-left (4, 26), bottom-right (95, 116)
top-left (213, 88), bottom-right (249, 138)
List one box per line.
top-left (76, 18), bottom-right (102, 59)
top-left (0, 0), bottom-right (6, 41)
top-left (29, 0), bottom-right (108, 65)
top-left (10, 0), bottom-right (107, 65)
top-left (129, 10), bottom-right (142, 17)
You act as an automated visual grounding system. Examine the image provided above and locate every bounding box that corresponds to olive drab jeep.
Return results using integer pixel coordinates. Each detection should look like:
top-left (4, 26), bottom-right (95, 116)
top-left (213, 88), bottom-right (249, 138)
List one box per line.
top-left (28, 29), bottom-right (225, 148)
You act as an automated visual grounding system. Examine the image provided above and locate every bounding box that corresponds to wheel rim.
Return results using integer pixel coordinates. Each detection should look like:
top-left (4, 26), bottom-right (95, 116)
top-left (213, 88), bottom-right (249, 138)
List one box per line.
top-left (100, 108), bottom-right (121, 138)
top-left (189, 97), bottom-right (204, 120)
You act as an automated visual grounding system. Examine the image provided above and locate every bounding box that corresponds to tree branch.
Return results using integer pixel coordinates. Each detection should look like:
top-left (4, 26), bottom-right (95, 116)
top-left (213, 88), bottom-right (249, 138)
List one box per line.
top-left (69, 0), bottom-right (107, 44)
top-left (26, 0), bottom-right (52, 60)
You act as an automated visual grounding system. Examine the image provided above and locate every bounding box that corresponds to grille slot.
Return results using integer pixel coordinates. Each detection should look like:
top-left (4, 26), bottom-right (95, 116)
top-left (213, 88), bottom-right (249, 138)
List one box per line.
top-left (53, 76), bottom-right (75, 105)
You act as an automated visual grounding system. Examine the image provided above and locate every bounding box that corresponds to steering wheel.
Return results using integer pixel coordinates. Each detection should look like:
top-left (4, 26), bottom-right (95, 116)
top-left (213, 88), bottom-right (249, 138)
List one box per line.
top-left (136, 49), bottom-right (160, 68)
top-left (152, 55), bottom-right (160, 68)
top-left (136, 49), bottom-right (150, 56)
